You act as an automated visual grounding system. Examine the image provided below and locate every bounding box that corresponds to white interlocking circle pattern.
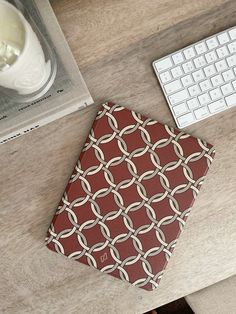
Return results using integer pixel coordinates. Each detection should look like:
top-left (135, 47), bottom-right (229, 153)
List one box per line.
top-left (46, 102), bottom-right (215, 291)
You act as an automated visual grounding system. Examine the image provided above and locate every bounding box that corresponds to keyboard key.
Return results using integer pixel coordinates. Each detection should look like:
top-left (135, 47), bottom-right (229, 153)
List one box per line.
top-left (205, 51), bottom-right (217, 63)
top-left (194, 56), bottom-right (206, 68)
top-left (171, 66), bottom-right (183, 78)
top-left (159, 71), bottom-right (172, 83)
top-left (228, 41), bottom-right (236, 53)
top-left (192, 69), bottom-right (204, 82)
top-left (172, 103), bottom-right (189, 116)
top-left (216, 46), bottom-right (229, 58)
top-left (164, 79), bottom-right (182, 94)
top-left (194, 106), bottom-right (209, 119)
top-left (229, 28), bottom-right (236, 40)
top-left (181, 74), bottom-right (193, 87)
top-left (195, 42), bottom-right (207, 55)
top-left (217, 32), bottom-right (230, 44)
top-left (215, 59), bottom-right (228, 72)
top-left (225, 93), bottom-right (236, 106)
top-left (188, 84), bottom-right (200, 97)
top-left (221, 82), bottom-right (233, 95)
top-left (169, 89), bottom-right (189, 105)
top-left (177, 112), bottom-right (195, 127)
top-left (208, 99), bottom-right (226, 113)
top-left (210, 87), bottom-right (222, 100)
top-left (200, 79), bottom-right (212, 92)
top-left (187, 98), bottom-right (199, 110)
top-left (226, 55), bottom-right (236, 67)
top-left (204, 64), bottom-right (216, 77)
top-left (154, 57), bottom-right (172, 72)
top-left (182, 61), bottom-right (195, 73)
top-left (211, 74), bottom-right (223, 87)
top-left (183, 47), bottom-right (196, 59)
top-left (232, 80), bottom-right (236, 90)
top-left (172, 52), bottom-right (185, 65)
top-left (222, 69), bottom-right (234, 82)
top-left (206, 37), bottom-right (218, 49)
top-left (198, 93), bottom-right (210, 105)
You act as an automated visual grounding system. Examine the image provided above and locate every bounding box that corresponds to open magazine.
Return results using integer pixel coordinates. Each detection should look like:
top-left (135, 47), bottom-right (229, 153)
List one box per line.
top-left (0, 0), bottom-right (93, 145)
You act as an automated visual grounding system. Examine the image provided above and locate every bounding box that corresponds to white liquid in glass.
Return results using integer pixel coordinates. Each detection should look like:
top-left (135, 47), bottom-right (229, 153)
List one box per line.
top-left (0, 41), bottom-right (21, 71)
top-left (0, 0), bottom-right (52, 95)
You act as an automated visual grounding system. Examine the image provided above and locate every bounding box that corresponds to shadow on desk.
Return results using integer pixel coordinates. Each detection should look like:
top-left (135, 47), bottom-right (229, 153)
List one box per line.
top-left (145, 298), bottom-right (194, 314)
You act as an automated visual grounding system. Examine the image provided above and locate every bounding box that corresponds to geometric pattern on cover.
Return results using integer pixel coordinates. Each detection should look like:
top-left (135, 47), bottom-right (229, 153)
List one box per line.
top-left (46, 102), bottom-right (215, 291)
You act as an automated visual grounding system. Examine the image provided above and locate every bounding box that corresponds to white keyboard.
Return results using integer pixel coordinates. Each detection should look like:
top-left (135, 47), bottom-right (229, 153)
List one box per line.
top-left (153, 26), bottom-right (236, 128)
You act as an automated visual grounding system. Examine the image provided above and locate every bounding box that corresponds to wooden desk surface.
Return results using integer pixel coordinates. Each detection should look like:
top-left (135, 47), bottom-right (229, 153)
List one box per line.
top-left (0, 0), bottom-right (236, 313)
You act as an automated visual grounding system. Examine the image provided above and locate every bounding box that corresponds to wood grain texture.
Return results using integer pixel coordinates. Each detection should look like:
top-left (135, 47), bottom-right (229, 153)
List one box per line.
top-left (0, 0), bottom-right (236, 313)
top-left (50, 0), bottom-right (231, 67)
top-left (186, 275), bottom-right (236, 314)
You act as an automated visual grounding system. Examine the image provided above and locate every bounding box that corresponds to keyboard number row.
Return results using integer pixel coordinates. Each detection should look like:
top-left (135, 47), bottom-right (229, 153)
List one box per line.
top-left (158, 56), bottom-right (236, 86)
top-left (154, 39), bottom-right (236, 74)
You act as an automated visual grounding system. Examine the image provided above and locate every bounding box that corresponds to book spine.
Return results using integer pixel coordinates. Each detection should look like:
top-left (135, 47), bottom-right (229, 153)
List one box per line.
top-left (0, 100), bottom-right (90, 145)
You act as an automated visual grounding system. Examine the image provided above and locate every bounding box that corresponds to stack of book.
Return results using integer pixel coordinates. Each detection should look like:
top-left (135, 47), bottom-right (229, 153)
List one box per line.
top-left (0, 0), bottom-right (93, 145)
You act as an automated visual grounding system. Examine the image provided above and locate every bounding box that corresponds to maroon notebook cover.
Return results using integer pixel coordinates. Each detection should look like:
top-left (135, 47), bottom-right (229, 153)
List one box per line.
top-left (46, 102), bottom-right (215, 291)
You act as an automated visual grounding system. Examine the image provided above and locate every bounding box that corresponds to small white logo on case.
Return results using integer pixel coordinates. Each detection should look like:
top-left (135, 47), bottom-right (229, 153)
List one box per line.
top-left (100, 253), bottom-right (108, 263)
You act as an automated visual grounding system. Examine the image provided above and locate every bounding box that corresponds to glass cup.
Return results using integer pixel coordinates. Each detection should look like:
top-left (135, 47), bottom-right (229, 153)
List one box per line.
top-left (0, 0), bottom-right (57, 102)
